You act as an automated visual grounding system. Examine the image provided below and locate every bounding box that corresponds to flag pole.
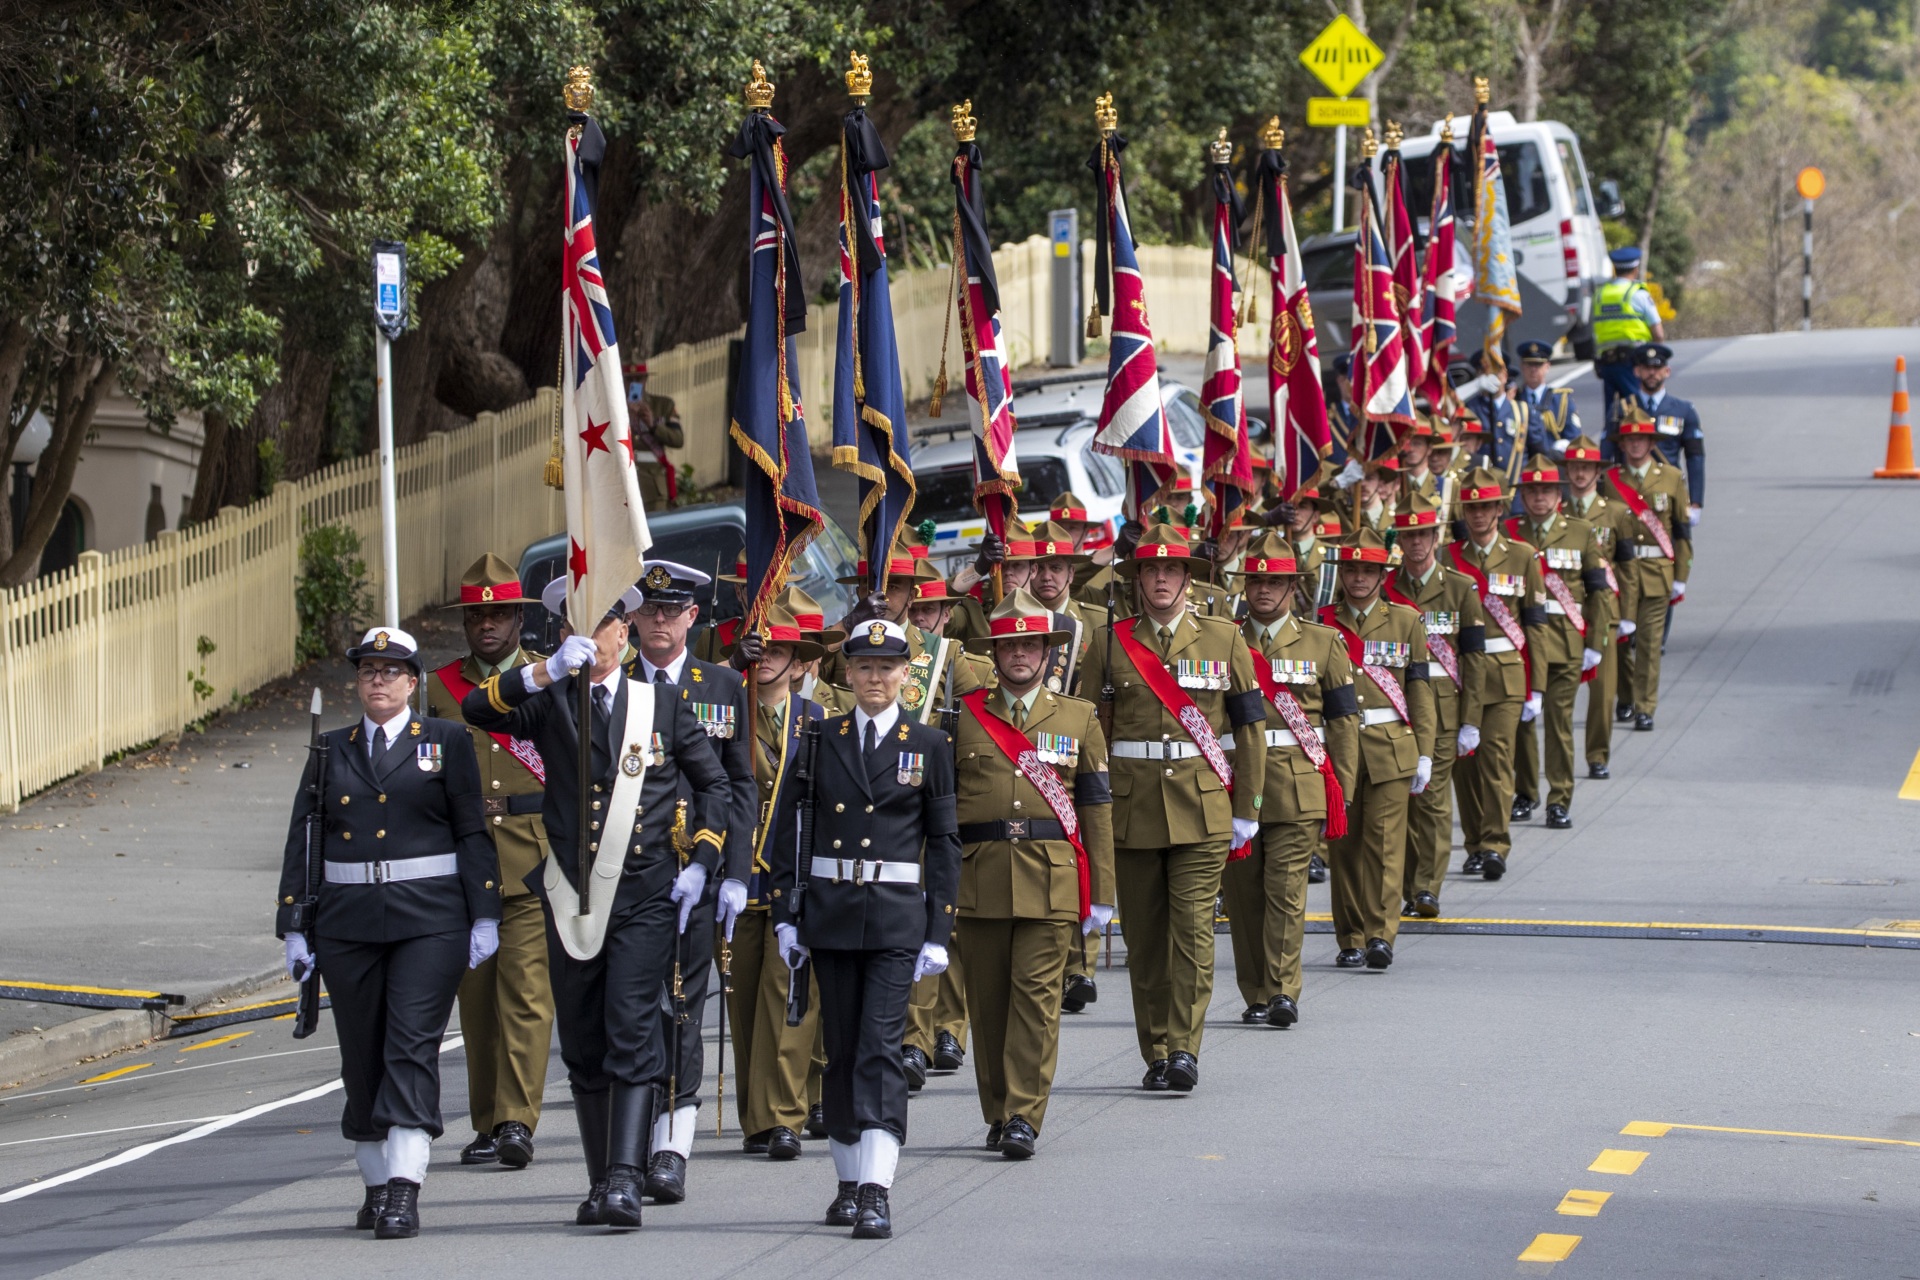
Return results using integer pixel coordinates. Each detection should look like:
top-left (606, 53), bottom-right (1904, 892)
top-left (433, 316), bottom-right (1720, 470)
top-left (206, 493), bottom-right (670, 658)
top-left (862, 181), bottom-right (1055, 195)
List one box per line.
top-left (564, 65), bottom-right (597, 918)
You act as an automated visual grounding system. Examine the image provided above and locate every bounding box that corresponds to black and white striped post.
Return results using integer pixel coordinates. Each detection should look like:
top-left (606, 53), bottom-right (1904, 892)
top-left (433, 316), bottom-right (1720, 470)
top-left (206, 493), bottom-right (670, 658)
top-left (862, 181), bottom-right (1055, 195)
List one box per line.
top-left (1795, 166), bottom-right (1824, 333)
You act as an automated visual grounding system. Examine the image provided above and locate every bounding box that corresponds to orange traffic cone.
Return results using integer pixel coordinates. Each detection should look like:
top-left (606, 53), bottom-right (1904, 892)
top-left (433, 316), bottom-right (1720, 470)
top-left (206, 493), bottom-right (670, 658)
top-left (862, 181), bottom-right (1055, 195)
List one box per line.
top-left (1874, 356), bottom-right (1920, 478)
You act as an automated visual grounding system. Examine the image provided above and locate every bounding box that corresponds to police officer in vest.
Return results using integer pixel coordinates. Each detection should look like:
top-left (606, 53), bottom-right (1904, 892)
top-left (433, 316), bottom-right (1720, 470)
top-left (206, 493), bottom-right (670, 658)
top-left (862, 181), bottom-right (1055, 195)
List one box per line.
top-left (622, 560), bottom-right (757, 1205)
top-left (278, 627), bottom-right (502, 1239)
top-left (770, 618), bottom-right (961, 1240)
top-left (463, 582), bottom-right (731, 1232)
top-left (1592, 247), bottom-right (1665, 429)
top-left (1514, 340), bottom-right (1582, 460)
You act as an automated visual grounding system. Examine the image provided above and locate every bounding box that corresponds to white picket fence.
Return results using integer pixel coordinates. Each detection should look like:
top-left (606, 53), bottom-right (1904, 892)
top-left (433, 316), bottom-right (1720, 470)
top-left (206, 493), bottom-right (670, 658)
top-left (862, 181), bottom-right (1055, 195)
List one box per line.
top-left (0, 234), bottom-right (1245, 810)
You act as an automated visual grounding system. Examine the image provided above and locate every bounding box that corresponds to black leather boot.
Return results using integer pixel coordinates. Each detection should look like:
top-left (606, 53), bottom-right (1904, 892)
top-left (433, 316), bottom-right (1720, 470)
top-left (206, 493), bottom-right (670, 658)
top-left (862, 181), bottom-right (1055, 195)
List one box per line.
top-left (374, 1178), bottom-right (420, 1239)
top-left (354, 1183), bottom-right (387, 1231)
top-left (600, 1083), bottom-right (652, 1230)
top-left (573, 1089), bottom-right (610, 1226)
top-left (851, 1183), bottom-right (892, 1239)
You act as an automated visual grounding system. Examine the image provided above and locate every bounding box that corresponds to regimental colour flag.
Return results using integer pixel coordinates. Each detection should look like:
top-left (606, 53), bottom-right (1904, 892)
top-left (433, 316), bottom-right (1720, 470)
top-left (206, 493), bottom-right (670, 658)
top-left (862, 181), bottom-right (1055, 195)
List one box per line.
top-left (1201, 141), bottom-right (1252, 535)
top-left (1253, 122), bottom-right (1331, 500)
top-left (1087, 109), bottom-right (1175, 518)
top-left (1349, 160), bottom-right (1415, 442)
top-left (1382, 137), bottom-right (1425, 395)
top-left (831, 102), bottom-right (915, 593)
top-left (948, 110), bottom-right (1020, 544)
top-left (727, 102), bottom-right (824, 630)
top-left (560, 112), bottom-right (652, 632)
top-left (1468, 90), bottom-right (1522, 372)
top-left (1417, 128), bottom-right (1458, 404)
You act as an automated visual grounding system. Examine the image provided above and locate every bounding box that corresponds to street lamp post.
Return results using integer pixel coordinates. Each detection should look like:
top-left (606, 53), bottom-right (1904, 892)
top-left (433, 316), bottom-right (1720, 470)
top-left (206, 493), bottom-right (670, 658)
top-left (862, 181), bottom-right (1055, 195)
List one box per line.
top-left (371, 240), bottom-right (407, 627)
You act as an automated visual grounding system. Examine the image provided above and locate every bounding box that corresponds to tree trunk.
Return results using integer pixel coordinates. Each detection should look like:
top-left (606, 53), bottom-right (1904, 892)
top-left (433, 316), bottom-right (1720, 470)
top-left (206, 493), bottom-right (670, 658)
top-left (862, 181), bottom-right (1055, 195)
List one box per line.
top-left (1636, 115), bottom-right (1672, 266)
top-left (184, 405), bottom-right (230, 527)
top-left (1512, 0), bottom-right (1566, 124)
top-left (1, 353), bottom-right (114, 586)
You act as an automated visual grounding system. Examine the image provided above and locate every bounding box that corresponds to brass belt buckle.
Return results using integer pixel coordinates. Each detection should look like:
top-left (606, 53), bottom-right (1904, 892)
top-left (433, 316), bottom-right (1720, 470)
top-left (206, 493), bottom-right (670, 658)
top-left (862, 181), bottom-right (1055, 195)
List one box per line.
top-left (1006, 818), bottom-right (1028, 840)
top-left (854, 857), bottom-right (865, 886)
top-left (371, 860), bottom-right (386, 884)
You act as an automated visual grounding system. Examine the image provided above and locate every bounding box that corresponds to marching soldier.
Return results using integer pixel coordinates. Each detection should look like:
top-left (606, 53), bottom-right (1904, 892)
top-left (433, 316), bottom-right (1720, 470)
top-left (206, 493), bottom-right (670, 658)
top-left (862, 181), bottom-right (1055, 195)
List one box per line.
top-left (724, 602), bottom-right (831, 1160)
top-left (626, 361), bottom-right (685, 511)
top-left (769, 618), bottom-right (961, 1240)
top-left (1230, 533), bottom-right (1358, 1023)
top-left (463, 583), bottom-right (731, 1231)
top-left (1630, 343), bottom-right (1705, 518)
top-left (1606, 407), bottom-right (1692, 731)
top-left (1319, 529), bottom-right (1435, 969)
top-left (278, 627), bottom-right (502, 1239)
top-left (1509, 460), bottom-right (1611, 829)
top-left (1558, 436), bottom-right (1639, 778)
top-left (1077, 524), bottom-right (1268, 1093)
top-left (692, 552), bottom-right (749, 665)
top-left (1388, 496), bottom-right (1486, 919)
top-left (952, 590), bottom-right (1115, 1158)
top-left (426, 555), bottom-right (552, 1172)
top-left (1513, 340), bottom-right (1582, 459)
top-left (1288, 486), bottom-right (1342, 615)
top-left (780, 583), bottom-right (853, 718)
top-left (622, 560), bottom-right (757, 1203)
top-left (1449, 469), bottom-right (1548, 880)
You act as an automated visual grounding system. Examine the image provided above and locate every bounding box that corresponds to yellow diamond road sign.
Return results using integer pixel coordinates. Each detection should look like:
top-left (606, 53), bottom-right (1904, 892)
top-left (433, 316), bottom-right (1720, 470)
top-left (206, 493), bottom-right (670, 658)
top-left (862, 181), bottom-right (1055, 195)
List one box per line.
top-left (1300, 14), bottom-right (1385, 99)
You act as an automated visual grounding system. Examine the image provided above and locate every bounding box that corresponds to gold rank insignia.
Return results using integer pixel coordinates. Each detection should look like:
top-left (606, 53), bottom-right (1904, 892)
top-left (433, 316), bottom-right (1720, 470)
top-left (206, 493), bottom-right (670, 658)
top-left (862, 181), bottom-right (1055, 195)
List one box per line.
top-left (644, 565), bottom-right (671, 591)
top-left (867, 622), bottom-right (889, 646)
top-left (374, 631), bottom-right (390, 649)
top-left (409, 720), bottom-right (422, 736)
top-left (623, 741), bottom-right (645, 776)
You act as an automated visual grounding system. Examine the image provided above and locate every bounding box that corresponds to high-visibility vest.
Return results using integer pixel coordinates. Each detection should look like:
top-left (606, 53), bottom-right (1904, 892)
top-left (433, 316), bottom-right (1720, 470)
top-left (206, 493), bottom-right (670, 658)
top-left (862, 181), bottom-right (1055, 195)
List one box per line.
top-left (1592, 279), bottom-right (1653, 347)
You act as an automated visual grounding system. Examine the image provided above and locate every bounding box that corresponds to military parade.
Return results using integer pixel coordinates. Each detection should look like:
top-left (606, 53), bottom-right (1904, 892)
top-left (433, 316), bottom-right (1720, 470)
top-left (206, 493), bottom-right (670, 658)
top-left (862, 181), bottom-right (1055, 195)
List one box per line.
top-left (28, 6), bottom-right (1920, 1275)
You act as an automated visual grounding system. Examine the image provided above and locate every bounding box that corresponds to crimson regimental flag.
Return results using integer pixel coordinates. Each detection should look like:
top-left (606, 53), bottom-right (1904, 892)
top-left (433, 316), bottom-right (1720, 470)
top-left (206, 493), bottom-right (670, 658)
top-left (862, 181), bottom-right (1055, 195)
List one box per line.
top-left (1253, 139), bottom-right (1330, 500)
top-left (951, 136), bottom-right (1020, 544)
top-left (1088, 131), bottom-right (1175, 518)
top-left (1201, 155), bottom-right (1252, 535)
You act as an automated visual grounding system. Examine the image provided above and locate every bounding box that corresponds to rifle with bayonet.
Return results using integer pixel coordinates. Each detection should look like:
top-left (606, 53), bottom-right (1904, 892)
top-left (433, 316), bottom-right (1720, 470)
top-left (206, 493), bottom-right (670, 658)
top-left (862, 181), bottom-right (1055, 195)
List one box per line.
top-left (291, 688), bottom-right (327, 1039)
top-left (785, 715), bottom-right (820, 1027)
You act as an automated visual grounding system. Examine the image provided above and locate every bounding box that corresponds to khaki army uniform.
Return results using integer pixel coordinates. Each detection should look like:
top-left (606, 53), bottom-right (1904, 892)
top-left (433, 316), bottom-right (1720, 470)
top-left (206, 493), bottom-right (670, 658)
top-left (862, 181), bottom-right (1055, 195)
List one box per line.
top-left (1319, 594), bottom-right (1435, 951)
top-left (1567, 488), bottom-right (1639, 769)
top-left (1511, 509), bottom-right (1614, 812)
top-left (953, 683), bottom-right (1114, 1135)
top-left (1076, 587), bottom-right (1267, 1069)
top-left (428, 652), bottom-right (554, 1139)
top-left (1037, 592), bottom-right (1109, 985)
top-left (1227, 612), bottom-right (1358, 1008)
top-left (1607, 453), bottom-right (1692, 719)
top-left (632, 393), bottom-right (684, 510)
top-left (1450, 529), bottom-right (1547, 862)
top-left (1291, 533), bottom-right (1341, 613)
top-left (1389, 559), bottom-right (1487, 907)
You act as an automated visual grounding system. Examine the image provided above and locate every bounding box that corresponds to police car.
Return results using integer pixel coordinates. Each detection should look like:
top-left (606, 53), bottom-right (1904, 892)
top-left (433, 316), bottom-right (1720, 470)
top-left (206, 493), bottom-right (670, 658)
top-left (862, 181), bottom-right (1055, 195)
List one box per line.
top-left (907, 373), bottom-right (1213, 577)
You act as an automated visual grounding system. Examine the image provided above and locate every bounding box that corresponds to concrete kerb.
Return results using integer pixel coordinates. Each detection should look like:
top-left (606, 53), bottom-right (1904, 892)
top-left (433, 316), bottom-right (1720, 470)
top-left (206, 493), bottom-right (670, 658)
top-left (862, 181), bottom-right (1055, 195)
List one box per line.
top-left (0, 962), bottom-right (292, 1092)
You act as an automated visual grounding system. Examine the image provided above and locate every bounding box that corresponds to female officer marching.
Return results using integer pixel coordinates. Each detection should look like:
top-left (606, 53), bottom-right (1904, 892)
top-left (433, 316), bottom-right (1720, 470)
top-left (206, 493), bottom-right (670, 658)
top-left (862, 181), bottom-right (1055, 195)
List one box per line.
top-left (276, 627), bottom-right (502, 1239)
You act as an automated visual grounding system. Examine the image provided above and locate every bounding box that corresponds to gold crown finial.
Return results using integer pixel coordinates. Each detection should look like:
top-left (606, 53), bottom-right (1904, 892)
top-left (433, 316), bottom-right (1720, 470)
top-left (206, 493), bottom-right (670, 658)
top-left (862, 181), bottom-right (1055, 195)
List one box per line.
top-left (1208, 127), bottom-right (1232, 165)
top-left (1258, 115), bottom-right (1285, 151)
top-left (1473, 75), bottom-right (1490, 106)
top-left (564, 65), bottom-right (594, 113)
top-left (845, 51), bottom-right (871, 101)
top-left (1385, 120), bottom-right (1403, 149)
top-left (1361, 126), bottom-right (1378, 159)
top-left (745, 60), bottom-right (775, 111)
top-left (1439, 113), bottom-right (1454, 143)
top-left (1094, 91), bottom-right (1118, 135)
top-left (950, 99), bottom-right (977, 143)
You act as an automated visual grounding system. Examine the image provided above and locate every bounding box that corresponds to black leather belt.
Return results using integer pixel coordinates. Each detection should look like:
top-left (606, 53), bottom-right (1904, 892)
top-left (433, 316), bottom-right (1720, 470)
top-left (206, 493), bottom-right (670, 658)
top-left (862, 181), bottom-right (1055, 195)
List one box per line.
top-left (959, 819), bottom-right (1068, 843)
top-left (482, 795), bottom-right (544, 817)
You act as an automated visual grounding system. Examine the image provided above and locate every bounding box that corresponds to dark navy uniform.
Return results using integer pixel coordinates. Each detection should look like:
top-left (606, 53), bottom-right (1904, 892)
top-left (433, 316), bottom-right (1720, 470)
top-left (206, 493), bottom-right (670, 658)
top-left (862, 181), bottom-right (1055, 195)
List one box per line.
top-left (1639, 388), bottom-right (1704, 506)
top-left (1516, 384), bottom-right (1581, 460)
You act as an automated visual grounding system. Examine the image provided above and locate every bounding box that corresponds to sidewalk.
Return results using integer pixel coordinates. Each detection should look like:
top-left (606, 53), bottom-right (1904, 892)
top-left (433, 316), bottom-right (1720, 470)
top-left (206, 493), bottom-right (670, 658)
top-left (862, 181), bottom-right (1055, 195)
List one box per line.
top-left (0, 608), bottom-right (473, 1087)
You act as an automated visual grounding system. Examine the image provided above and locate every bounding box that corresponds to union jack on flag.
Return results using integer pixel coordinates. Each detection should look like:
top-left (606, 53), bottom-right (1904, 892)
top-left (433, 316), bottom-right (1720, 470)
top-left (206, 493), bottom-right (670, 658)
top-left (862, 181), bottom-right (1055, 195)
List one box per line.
top-left (1087, 133), bottom-right (1174, 518)
top-left (1200, 158), bottom-right (1251, 535)
top-left (1383, 144), bottom-right (1425, 394)
top-left (951, 136), bottom-right (1019, 543)
top-left (1350, 170), bottom-right (1415, 440)
top-left (1417, 136), bottom-right (1458, 404)
top-left (559, 116), bottom-right (651, 633)
top-left (1253, 129), bottom-right (1331, 501)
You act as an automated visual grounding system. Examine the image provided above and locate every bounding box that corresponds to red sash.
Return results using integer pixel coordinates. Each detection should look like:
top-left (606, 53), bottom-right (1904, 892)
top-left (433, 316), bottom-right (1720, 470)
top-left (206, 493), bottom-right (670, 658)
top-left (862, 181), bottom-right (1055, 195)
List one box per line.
top-left (1386, 580), bottom-right (1460, 689)
top-left (1448, 542), bottom-right (1537, 694)
top-left (1507, 519), bottom-right (1598, 685)
top-left (1245, 631), bottom-right (1347, 838)
top-left (1112, 617), bottom-right (1237, 794)
top-left (1316, 606), bottom-right (1412, 724)
top-left (959, 690), bottom-right (1091, 917)
top-left (434, 661), bottom-right (547, 785)
top-left (1605, 467), bottom-right (1673, 559)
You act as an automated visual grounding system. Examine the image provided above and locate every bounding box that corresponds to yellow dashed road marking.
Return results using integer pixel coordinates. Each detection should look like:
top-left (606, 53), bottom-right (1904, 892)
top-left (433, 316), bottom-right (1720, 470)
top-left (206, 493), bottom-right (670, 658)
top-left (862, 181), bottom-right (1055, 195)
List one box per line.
top-left (1899, 746), bottom-right (1920, 800)
top-left (1555, 1189), bottom-right (1611, 1217)
top-left (1588, 1149), bottom-right (1648, 1175)
top-left (1626, 1120), bottom-right (1920, 1149)
top-left (179, 1031), bottom-right (252, 1053)
top-left (79, 1063), bottom-right (152, 1084)
top-left (1518, 1233), bottom-right (1582, 1262)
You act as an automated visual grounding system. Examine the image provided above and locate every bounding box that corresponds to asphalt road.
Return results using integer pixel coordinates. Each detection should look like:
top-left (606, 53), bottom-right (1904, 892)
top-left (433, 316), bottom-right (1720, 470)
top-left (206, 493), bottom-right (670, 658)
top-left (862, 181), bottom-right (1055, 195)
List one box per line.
top-left (5, 328), bottom-right (1920, 1278)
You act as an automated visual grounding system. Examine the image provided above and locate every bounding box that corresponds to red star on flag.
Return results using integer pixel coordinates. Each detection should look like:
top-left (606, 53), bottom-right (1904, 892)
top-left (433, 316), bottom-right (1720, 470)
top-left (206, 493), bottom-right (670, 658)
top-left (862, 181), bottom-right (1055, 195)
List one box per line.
top-left (581, 416), bottom-right (611, 456)
top-left (568, 537), bottom-right (588, 587)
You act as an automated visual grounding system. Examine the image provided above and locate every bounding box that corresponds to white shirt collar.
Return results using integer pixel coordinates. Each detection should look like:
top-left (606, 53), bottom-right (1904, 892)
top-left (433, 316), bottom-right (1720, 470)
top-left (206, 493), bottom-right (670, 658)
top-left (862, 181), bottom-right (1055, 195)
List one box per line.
top-left (362, 706), bottom-right (413, 752)
top-left (854, 702), bottom-right (901, 743)
top-left (1646, 389), bottom-right (1666, 410)
top-left (638, 648), bottom-right (689, 686)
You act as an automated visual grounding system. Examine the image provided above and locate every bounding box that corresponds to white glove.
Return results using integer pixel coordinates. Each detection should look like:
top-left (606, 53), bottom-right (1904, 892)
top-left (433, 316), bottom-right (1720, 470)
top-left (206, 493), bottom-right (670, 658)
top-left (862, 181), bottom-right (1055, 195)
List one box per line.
top-left (1409, 754), bottom-right (1433, 794)
top-left (1550, 437), bottom-right (1570, 456)
top-left (1332, 459), bottom-right (1366, 490)
top-left (1582, 647), bottom-right (1603, 673)
top-left (1687, 504), bottom-right (1701, 526)
top-left (1460, 373), bottom-right (1501, 400)
top-left (670, 862), bottom-right (708, 934)
top-left (1670, 581), bottom-right (1687, 603)
top-left (1083, 903), bottom-right (1115, 936)
top-left (468, 918), bottom-right (499, 969)
top-left (1521, 691), bottom-right (1543, 722)
top-left (284, 932), bottom-right (315, 983)
top-left (1618, 619), bottom-right (1638, 638)
top-left (714, 878), bottom-right (749, 941)
top-left (912, 942), bottom-right (950, 983)
top-left (1231, 816), bottom-right (1260, 848)
top-left (546, 633), bottom-right (598, 682)
top-left (1456, 724), bottom-right (1481, 755)
top-left (775, 922), bottom-right (808, 967)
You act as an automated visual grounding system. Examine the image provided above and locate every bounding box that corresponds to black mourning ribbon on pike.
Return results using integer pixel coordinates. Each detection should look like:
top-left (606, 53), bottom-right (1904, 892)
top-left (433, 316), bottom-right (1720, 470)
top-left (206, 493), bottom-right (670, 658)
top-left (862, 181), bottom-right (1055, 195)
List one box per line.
top-left (951, 140), bottom-right (1002, 316)
top-left (843, 106), bottom-right (890, 280)
top-left (1084, 131), bottom-right (1130, 323)
top-left (1210, 159), bottom-right (1244, 256)
top-left (727, 111), bottom-right (808, 332)
top-left (1254, 145), bottom-right (1288, 261)
top-left (565, 114), bottom-right (608, 212)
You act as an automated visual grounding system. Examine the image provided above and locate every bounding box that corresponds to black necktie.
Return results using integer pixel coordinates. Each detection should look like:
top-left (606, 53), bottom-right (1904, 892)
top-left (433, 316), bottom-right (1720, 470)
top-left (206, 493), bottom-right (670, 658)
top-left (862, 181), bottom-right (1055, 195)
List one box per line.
top-left (370, 726), bottom-right (387, 759)
top-left (654, 669), bottom-right (670, 686)
top-left (864, 720), bottom-right (877, 755)
top-left (593, 685), bottom-right (612, 719)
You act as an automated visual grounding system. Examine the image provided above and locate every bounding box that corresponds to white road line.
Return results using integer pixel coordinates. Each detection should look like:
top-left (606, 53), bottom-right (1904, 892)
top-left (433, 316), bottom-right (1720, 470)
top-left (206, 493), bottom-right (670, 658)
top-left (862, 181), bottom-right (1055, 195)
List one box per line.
top-left (1549, 361), bottom-right (1593, 389)
top-left (0, 1035), bottom-right (461, 1202)
top-left (0, 1116), bottom-right (228, 1149)
top-left (1, 1044), bottom-right (337, 1102)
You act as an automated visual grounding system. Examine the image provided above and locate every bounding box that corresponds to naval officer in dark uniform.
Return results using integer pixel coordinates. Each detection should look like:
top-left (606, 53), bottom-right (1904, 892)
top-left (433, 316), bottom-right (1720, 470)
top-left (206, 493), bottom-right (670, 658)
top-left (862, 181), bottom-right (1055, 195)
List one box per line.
top-left (770, 618), bottom-right (961, 1240)
top-left (277, 626), bottom-right (502, 1240)
top-left (463, 580), bottom-right (731, 1232)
